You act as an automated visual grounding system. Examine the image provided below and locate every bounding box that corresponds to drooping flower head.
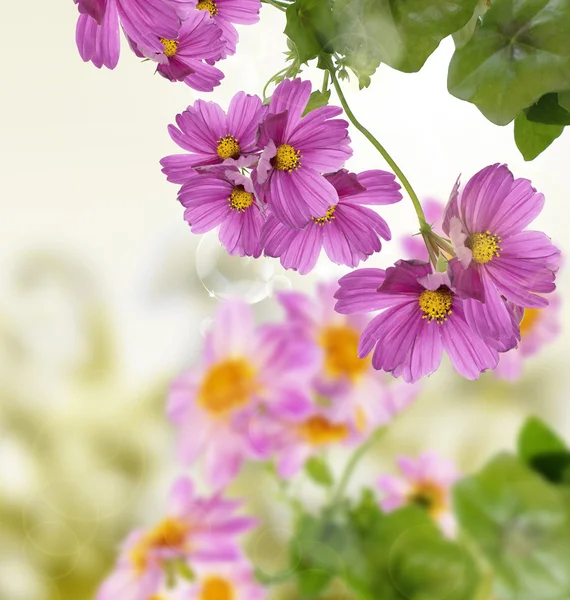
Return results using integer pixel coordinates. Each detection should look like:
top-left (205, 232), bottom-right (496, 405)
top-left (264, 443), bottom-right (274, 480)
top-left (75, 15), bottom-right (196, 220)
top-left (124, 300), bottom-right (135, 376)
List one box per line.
top-left (177, 168), bottom-right (265, 257)
top-left (335, 261), bottom-right (499, 383)
top-left (97, 477), bottom-right (255, 600)
top-left (161, 92), bottom-right (267, 181)
top-left (255, 78), bottom-right (352, 229)
top-left (378, 451), bottom-right (459, 536)
top-left (442, 164), bottom-right (560, 348)
top-left (168, 300), bottom-right (319, 488)
top-left (262, 169), bottom-right (402, 273)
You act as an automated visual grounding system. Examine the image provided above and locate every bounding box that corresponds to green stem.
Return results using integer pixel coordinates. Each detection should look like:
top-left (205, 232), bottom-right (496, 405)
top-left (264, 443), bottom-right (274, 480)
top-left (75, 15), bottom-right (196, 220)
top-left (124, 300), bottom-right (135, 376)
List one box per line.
top-left (322, 71), bottom-right (330, 95)
top-left (331, 427), bottom-right (386, 507)
top-left (328, 68), bottom-right (427, 228)
top-left (261, 0), bottom-right (288, 10)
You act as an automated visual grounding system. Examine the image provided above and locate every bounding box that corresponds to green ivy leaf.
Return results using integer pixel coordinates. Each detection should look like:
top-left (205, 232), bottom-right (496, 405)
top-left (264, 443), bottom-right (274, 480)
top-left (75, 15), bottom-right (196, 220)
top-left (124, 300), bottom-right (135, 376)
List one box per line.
top-left (514, 112), bottom-right (564, 161)
top-left (302, 90), bottom-right (331, 116)
top-left (448, 0), bottom-right (570, 126)
top-left (452, 0), bottom-right (490, 49)
top-left (333, 0), bottom-right (478, 75)
top-left (526, 93), bottom-right (570, 125)
top-left (558, 90), bottom-right (570, 112)
top-left (454, 453), bottom-right (570, 599)
top-left (284, 0), bottom-right (336, 64)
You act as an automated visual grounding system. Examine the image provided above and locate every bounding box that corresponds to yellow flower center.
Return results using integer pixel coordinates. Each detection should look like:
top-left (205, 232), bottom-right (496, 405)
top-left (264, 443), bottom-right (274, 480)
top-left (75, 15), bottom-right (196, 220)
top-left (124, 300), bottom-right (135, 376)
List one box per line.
top-left (130, 518), bottom-right (189, 573)
top-left (272, 143), bottom-right (301, 171)
top-left (312, 205), bottom-right (336, 226)
top-left (467, 231), bottom-right (502, 264)
top-left (216, 135), bottom-right (241, 160)
top-left (418, 286), bottom-right (453, 323)
top-left (196, 0), bottom-right (218, 16)
top-left (200, 576), bottom-right (235, 600)
top-left (298, 416), bottom-right (349, 446)
top-left (198, 358), bottom-right (256, 415)
top-left (319, 325), bottom-right (368, 381)
top-left (520, 307), bottom-right (541, 337)
top-left (408, 482), bottom-right (446, 517)
top-left (160, 38), bottom-right (179, 57)
top-left (228, 186), bottom-right (254, 212)
top-left (149, 596), bottom-right (165, 600)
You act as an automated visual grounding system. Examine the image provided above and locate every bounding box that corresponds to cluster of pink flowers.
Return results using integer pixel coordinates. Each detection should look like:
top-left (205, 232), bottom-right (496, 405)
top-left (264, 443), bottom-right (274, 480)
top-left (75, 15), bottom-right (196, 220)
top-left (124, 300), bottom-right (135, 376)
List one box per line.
top-left (336, 164), bottom-right (560, 383)
top-left (73, 0), bottom-right (260, 90)
top-left (161, 78), bottom-right (403, 269)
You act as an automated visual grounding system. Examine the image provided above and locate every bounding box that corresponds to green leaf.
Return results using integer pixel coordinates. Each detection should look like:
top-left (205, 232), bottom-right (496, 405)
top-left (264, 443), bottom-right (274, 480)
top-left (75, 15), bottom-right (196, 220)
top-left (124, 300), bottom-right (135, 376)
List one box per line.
top-left (333, 0), bottom-right (478, 74)
top-left (526, 93), bottom-right (570, 125)
top-left (454, 453), bottom-right (570, 599)
top-left (514, 112), bottom-right (564, 161)
top-left (302, 90), bottom-right (331, 116)
top-left (452, 0), bottom-right (490, 49)
top-left (449, 0), bottom-right (570, 126)
top-left (558, 90), bottom-right (570, 112)
top-left (284, 0), bottom-right (336, 64)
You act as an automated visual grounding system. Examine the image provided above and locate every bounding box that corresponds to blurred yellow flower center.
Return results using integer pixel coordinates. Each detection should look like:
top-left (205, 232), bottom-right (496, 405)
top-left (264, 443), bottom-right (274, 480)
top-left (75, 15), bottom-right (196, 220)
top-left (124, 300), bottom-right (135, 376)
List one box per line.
top-left (160, 38), bottom-right (179, 57)
top-left (229, 186), bottom-right (254, 212)
top-left (468, 231), bottom-right (502, 264)
top-left (273, 143), bottom-right (301, 171)
top-left (197, 0), bottom-right (218, 16)
top-left (130, 518), bottom-right (188, 572)
top-left (319, 325), bottom-right (368, 380)
top-left (149, 596), bottom-right (165, 600)
top-left (419, 287), bottom-right (453, 323)
top-left (520, 307), bottom-right (541, 336)
top-left (408, 482), bottom-right (446, 517)
top-left (299, 416), bottom-right (349, 445)
top-left (217, 135), bottom-right (241, 160)
top-left (312, 205), bottom-right (336, 225)
top-left (200, 576), bottom-right (235, 600)
top-left (199, 358), bottom-right (256, 414)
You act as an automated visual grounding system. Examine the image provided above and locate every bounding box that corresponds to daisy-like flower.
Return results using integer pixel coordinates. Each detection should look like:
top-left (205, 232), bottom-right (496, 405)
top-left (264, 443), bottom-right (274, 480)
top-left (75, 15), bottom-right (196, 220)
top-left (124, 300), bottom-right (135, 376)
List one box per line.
top-left (168, 300), bottom-right (319, 488)
top-left (335, 261), bottom-right (499, 383)
top-left (442, 164), bottom-right (560, 347)
top-left (255, 78), bottom-right (352, 229)
top-left (189, 0), bottom-right (261, 58)
top-left (495, 294), bottom-right (561, 381)
top-left (75, 0), bottom-right (186, 70)
top-left (378, 451), bottom-right (459, 536)
top-left (97, 477), bottom-right (255, 599)
top-left (262, 169), bottom-right (401, 273)
top-left (177, 168), bottom-right (264, 257)
top-left (161, 92), bottom-right (267, 181)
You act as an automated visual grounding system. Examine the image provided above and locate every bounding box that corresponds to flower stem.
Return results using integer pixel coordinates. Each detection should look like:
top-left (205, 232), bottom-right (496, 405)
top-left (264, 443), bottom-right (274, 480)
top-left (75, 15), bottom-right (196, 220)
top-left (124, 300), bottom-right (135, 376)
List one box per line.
top-left (328, 68), bottom-right (428, 229)
top-left (322, 71), bottom-right (329, 95)
top-left (261, 0), bottom-right (288, 10)
top-left (330, 427), bottom-right (386, 507)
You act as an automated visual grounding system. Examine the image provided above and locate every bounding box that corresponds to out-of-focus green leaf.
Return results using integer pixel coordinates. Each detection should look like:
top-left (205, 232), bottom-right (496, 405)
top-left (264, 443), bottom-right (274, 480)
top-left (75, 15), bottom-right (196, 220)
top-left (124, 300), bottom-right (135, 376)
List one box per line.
top-left (448, 0), bottom-right (570, 125)
top-left (333, 0), bottom-right (478, 75)
top-left (558, 90), bottom-right (570, 113)
top-left (284, 0), bottom-right (336, 64)
top-left (454, 453), bottom-right (570, 599)
top-left (526, 94), bottom-right (570, 125)
top-left (302, 90), bottom-right (331, 116)
top-left (514, 113), bottom-right (564, 161)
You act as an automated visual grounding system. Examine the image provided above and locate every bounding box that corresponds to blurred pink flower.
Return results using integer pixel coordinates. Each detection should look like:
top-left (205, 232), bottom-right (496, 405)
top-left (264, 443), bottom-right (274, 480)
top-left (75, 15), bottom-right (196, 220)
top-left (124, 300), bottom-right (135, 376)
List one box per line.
top-left (378, 451), bottom-right (459, 536)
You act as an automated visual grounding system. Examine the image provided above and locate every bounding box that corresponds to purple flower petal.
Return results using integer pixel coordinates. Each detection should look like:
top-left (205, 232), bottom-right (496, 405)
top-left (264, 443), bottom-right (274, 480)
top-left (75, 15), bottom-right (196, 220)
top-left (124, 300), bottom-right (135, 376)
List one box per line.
top-left (269, 78), bottom-right (312, 132)
top-left (347, 170), bottom-right (402, 205)
top-left (334, 268), bottom-right (389, 314)
top-left (448, 258), bottom-right (485, 303)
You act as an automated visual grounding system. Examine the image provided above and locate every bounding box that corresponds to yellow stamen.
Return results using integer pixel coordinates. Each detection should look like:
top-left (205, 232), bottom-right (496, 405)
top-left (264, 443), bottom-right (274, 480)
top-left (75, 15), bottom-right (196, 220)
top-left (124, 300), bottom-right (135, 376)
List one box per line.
top-left (298, 415), bottom-right (349, 446)
top-left (408, 482), bottom-right (447, 517)
top-left (160, 38), bottom-right (179, 57)
top-left (272, 143), bottom-right (301, 171)
top-left (468, 230), bottom-right (502, 264)
top-left (319, 325), bottom-right (368, 381)
top-left (198, 358), bottom-right (256, 414)
top-left (418, 286), bottom-right (453, 324)
top-left (228, 186), bottom-right (254, 212)
top-left (196, 0), bottom-right (218, 16)
top-left (520, 307), bottom-right (541, 337)
top-left (217, 135), bottom-right (241, 160)
top-left (312, 205), bottom-right (336, 226)
top-left (130, 518), bottom-right (188, 573)
top-left (200, 576), bottom-right (235, 600)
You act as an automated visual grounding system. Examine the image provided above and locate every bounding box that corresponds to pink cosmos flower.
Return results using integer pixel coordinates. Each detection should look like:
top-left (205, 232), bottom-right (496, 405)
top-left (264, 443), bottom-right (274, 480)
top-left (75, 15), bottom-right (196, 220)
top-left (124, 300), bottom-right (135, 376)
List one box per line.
top-left (402, 199), bottom-right (445, 261)
top-left (335, 261), bottom-right (499, 383)
top-left (255, 78), bottom-right (352, 229)
top-left (161, 92), bottom-right (267, 181)
top-left (97, 476), bottom-right (255, 600)
top-left (177, 168), bottom-right (265, 257)
top-left (378, 451), bottom-right (459, 536)
top-left (75, 0), bottom-right (187, 69)
top-left (495, 294), bottom-right (561, 381)
top-left (168, 300), bottom-right (319, 488)
top-left (262, 169), bottom-right (402, 273)
top-left (442, 164), bottom-right (560, 348)
top-left (188, 0), bottom-right (261, 58)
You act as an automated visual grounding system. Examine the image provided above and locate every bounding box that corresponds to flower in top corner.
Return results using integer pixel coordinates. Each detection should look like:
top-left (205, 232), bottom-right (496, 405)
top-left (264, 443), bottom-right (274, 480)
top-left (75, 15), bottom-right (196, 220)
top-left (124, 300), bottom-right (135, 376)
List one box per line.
top-left (254, 78), bottom-right (352, 229)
